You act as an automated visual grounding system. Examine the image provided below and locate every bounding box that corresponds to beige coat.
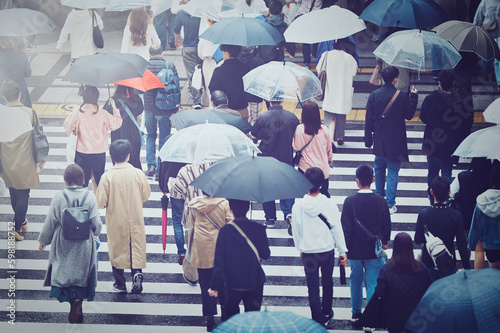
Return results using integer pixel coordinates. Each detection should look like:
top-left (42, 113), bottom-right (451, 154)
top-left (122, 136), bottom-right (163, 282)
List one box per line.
top-left (96, 162), bottom-right (151, 269)
top-left (0, 102), bottom-right (39, 190)
top-left (188, 197), bottom-right (233, 269)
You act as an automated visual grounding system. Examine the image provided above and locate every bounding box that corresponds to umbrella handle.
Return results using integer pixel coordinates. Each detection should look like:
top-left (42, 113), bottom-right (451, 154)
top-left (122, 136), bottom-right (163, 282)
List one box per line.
top-left (295, 92), bottom-right (303, 108)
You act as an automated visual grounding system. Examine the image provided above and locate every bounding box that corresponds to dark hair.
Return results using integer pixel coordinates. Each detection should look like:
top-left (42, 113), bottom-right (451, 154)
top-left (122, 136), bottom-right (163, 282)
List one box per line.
top-left (80, 86), bottom-right (99, 114)
top-left (64, 164), bottom-right (85, 186)
top-left (304, 167), bottom-right (324, 193)
top-left (356, 165), bottom-right (373, 188)
top-left (301, 101), bottom-right (322, 135)
top-left (149, 44), bottom-right (163, 56)
top-left (390, 232), bottom-right (421, 274)
top-left (130, 7), bottom-right (149, 47)
top-left (269, 1), bottom-right (282, 15)
top-left (0, 79), bottom-right (21, 102)
top-left (381, 66), bottom-right (399, 84)
top-left (438, 70), bottom-right (454, 91)
top-left (228, 199), bottom-right (250, 218)
top-left (491, 160), bottom-right (500, 188)
top-left (211, 90), bottom-right (228, 106)
top-left (109, 139), bottom-right (132, 164)
top-left (113, 85), bottom-right (134, 98)
top-left (221, 44), bottom-right (242, 58)
top-left (431, 176), bottom-right (450, 203)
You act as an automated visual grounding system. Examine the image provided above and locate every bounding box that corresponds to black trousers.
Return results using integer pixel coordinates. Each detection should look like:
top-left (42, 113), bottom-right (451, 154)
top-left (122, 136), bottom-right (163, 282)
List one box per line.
top-left (9, 188), bottom-right (30, 231)
top-left (198, 268), bottom-right (225, 317)
top-left (75, 151), bottom-right (105, 188)
top-left (223, 285), bottom-right (264, 322)
top-left (112, 267), bottom-right (142, 289)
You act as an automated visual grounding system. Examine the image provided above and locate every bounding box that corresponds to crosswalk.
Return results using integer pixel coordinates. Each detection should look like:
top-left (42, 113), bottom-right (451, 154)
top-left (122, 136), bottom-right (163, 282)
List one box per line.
top-left (0, 120), bottom-right (480, 333)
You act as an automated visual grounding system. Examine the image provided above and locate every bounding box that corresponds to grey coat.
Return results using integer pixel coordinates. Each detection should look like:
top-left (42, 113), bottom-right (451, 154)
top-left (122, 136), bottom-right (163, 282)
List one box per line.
top-left (38, 188), bottom-right (102, 290)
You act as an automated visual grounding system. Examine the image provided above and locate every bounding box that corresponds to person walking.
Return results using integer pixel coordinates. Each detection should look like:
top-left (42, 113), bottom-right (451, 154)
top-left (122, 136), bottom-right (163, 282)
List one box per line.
top-left (317, 40), bottom-right (358, 147)
top-left (38, 164), bottom-right (102, 324)
top-left (293, 101), bottom-right (333, 199)
top-left (237, 46), bottom-right (265, 125)
top-left (63, 86), bottom-right (123, 191)
top-left (121, 7), bottom-right (161, 60)
top-left (0, 37), bottom-right (32, 107)
top-left (364, 66), bottom-right (418, 214)
top-left (474, 0), bottom-right (500, 87)
top-left (96, 140), bottom-right (151, 293)
top-left (341, 165), bottom-right (391, 324)
top-left (294, 0), bottom-right (322, 69)
top-left (188, 195), bottom-right (234, 331)
top-left (103, 85), bottom-right (144, 170)
top-left (292, 167), bottom-right (347, 326)
top-left (0, 80), bottom-right (46, 241)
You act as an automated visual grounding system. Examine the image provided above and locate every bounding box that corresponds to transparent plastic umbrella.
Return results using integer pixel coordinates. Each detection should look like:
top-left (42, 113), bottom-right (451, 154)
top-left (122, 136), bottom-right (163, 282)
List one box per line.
top-left (105, 0), bottom-right (173, 14)
top-left (373, 29), bottom-right (462, 72)
top-left (483, 98), bottom-right (500, 124)
top-left (182, 0), bottom-right (243, 21)
top-left (158, 123), bottom-right (260, 164)
top-left (243, 61), bottom-right (322, 103)
top-left (61, 0), bottom-right (108, 9)
top-left (453, 125), bottom-right (500, 161)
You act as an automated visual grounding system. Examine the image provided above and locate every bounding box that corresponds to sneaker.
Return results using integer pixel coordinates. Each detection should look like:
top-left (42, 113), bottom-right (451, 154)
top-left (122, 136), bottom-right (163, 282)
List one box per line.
top-left (265, 218), bottom-right (276, 228)
top-left (112, 283), bottom-right (127, 293)
top-left (21, 219), bottom-right (28, 232)
top-left (206, 315), bottom-right (217, 332)
top-left (68, 299), bottom-right (83, 324)
top-left (323, 309), bottom-right (334, 326)
top-left (351, 312), bottom-right (362, 323)
top-left (286, 214), bottom-right (293, 236)
top-left (131, 272), bottom-right (144, 294)
top-left (177, 255), bottom-right (185, 265)
top-left (192, 104), bottom-right (202, 110)
top-left (389, 205), bottom-right (397, 215)
top-left (183, 273), bottom-right (198, 286)
top-left (145, 165), bottom-right (156, 177)
top-left (11, 230), bottom-right (24, 241)
top-left (363, 327), bottom-right (375, 332)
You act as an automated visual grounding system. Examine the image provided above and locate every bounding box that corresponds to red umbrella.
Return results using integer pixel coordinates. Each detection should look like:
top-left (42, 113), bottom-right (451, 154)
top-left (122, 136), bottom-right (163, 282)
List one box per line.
top-left (161, 195), bottom-right (169, 255)
top-left (112, 69), bottom-right (165, 92)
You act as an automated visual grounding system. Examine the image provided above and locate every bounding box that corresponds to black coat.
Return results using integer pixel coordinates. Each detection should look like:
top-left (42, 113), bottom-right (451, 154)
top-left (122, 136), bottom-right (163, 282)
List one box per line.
top-left (238, 51), bottom-right (265, 103)
top-left (209, 58), bottom-right (250, 110)
top-left (364, 84), bottom-right (418, 162)
top-left (259, 16), bottom-right (288, 63)
top-left (0, 48), bottom-right (32, 107)
top-left (144, 56), bottom-right (178, 116)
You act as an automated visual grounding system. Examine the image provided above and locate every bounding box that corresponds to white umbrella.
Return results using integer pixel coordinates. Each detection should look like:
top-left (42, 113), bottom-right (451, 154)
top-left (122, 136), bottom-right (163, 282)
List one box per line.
top-left (61, 0), bottom-right (108, 9)
top-left (284, 5), bottom-right (366, 44)
top-left (105, 0), bottom-right (173, 14)
top-left (182, 0), bottom-right (243, 21)
top-left (0, 104), bottom-right (33, 142)
top-left (0, 8), bottom-right (57, 36)
top-left (158, 123), bottom-right (260, 163)
top-left (483, 98), bottom-right (500, 124)
top-left (243, 61), bottom-right (322, 103)
top-left (453, 125), bottom-right (500, 161)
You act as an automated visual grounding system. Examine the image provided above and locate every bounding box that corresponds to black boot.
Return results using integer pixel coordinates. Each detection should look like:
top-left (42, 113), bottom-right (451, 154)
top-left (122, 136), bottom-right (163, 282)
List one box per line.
top-left (206, 315), bottom-right (216, 332)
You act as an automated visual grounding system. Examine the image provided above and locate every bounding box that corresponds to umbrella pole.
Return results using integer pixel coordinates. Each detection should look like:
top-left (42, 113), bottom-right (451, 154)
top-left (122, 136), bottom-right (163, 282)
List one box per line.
top-left (107, 84), bottom-right (111, 97)
top-left (296, 93), bottom-right (303, 109)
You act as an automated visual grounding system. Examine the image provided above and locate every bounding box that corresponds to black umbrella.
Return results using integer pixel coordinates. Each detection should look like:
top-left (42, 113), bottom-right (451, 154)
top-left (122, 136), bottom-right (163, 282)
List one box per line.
top-left (170, 108), bottom-right (253, 133)
top-left (190, 155), bottom-right (312, 203)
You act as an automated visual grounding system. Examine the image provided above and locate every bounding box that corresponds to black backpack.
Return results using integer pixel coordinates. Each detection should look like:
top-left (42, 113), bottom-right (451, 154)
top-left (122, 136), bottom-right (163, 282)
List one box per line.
top-left (61, 190), bottom-right (91, 240)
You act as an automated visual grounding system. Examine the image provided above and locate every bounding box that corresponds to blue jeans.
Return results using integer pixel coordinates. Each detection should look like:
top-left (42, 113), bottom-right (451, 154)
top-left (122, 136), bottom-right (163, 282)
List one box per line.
top-left (145, 112), bottom-right (171, 168)
top-left (374, 156), bottom-right (401, 208)
top-left (171, 197), bottom-right (186, 256)
top-left (348, 257), bottom-right (385, 314)
top-left (262, 198), bottom-right (295, 220)
top-left (154, 10), bottom-right (175, 49)
top-left (426, 155), bottom-right (453, 188)
top-left (481, 58), bottom-right (500, 86)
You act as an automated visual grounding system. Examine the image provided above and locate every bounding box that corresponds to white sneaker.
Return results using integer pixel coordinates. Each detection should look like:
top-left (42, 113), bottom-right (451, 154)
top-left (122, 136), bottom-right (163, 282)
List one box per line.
top-left (389, 205), bottom-right (397, 214)
top-left (363, 327), bottom-right (375, 332)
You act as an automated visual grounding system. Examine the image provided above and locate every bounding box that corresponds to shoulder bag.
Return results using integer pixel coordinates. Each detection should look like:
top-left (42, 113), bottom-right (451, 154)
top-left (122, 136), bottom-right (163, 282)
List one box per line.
top-left (31, 109), bottom-right (50, 163)
top-left (118, 98), bottom-right (145, 146)
top-left (230, 222), bottom-right (262, 264)
top-left (351, 203), bottom-right (383, 258)
top-left (92, 10), bottom-right (104, 49)
top-left (373, 90), bottom-right (400, 131)
top-left (203, 212), bottom-right (221, 230)
top-left (293, 132), bottom-right (316, 166)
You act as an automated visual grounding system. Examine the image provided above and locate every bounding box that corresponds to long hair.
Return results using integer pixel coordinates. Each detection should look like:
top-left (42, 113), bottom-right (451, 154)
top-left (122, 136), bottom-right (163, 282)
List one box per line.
top-left (390, 232), bottom-right (421, 274)
top-left (79, 86), bottom-right (99, 114)
top-left (301, 101), bottom-right (322, 135)
top-left (113, 85), bottom-right (133, 99)
top-left (129, 7), bottom-right (149, 47)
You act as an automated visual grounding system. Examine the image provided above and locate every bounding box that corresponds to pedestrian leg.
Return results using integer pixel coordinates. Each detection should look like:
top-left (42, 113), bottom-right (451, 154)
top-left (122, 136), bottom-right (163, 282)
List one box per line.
top-left (386, 160), bottom-right (401, 208)
top-left (348, 259), bottom-right (364, 315)
top-left (334, 113), bottom-right (346, 142)
top-left (320, 250), bottom-right (334, 319)
top-left (9, 188), bottom-right (30, 232)
top-left (198, 268), bottom-right (217, 316)
top-left (364, 257), bottom-right (384, 304)
top-left (373, 156), bottom-right (387, 197)
top-left (426, 155), bottom-right (440, 189)
top-left (302, 252), bottom-right (322, 323)
top-left (145, 113), bottom-right (158, 168)
top-left (223, 288), bottom-right (243, 321)
top-left (241, 285), bottom-right (263, 313)
top-left (170, 197), bottom-right (186, 257)
top-left (90, 152), bottom-right (106, 189)
top-left (112, 267), bottom-right (127, 291)
top-left (75, 151), bottom-right (92, 188)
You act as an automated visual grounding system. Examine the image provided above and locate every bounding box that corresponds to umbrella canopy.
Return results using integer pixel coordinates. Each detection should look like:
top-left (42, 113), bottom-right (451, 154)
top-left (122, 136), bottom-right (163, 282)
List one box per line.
top-left (61, 0), bottom-right (107, 9)
top-left (105, 0), bottom-right (173, 14)
top-left (405, 269), bottom-right (500, 333)
top-left (190, 155), bottom-right (313, 203)
top-left (284, 5), bottom-right (366, 44)
top-left (0, 104), bottom-right (33, 143)
top-left (182, 0), bottom-right (244, 21)
top-left (213, 311), bottom-right (327, 333)
top-left (63, 53), bottom-right (149, 86)
top-left (170, 109), bottom-right (253, 133)
top-left (432, 20), bottom-right (500, 62)
top-left (483, 98), bottom-right (500, 124)
top-left (158, 123), bottom-right (260, 164)
top-left (0, 8), bottom-right (57, 36)
top-left (359, 0), bottom-right (448, 29)
top-left (453, 125), bottom-right (500, 161)
top-left (112, 69), bottom-right (165, 92)
top-left (243, 61), bottom-right (322, 102)
top-left (199, 17), bottom-right (284, 46)
top-left (373, 29), bottom-right (462, 71)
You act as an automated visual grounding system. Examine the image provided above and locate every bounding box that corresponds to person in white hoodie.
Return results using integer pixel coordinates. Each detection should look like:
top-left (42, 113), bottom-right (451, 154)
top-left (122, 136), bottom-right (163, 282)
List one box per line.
top-left (468, 162), bottom-right (500, 270)
top-left (291, 167), bottom-right (347, 326)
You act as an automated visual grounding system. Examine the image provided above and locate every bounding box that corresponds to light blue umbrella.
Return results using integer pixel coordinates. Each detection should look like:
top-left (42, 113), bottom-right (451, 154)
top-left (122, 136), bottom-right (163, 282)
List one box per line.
top-left (105, 0), bottom-right (173, 14)
top-left (61, 0), bottom-right (108, 9)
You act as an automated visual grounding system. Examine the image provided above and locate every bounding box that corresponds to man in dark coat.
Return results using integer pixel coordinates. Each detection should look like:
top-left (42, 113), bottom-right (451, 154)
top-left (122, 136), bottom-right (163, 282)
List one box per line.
top-left (0, 37), bottom-right (32, 107)
top-left (259, 1), bottom-right (294, 63)
top-left (238, 46), bottom-right (265, 125)
top-left (208, 199), bottom-right (270, 321)
top-left (251, 99), bottom-right (300, 228)
top-left (364, 66), bottom-right (418, 214)
top-left (209, 44), bottom-right (250, 119)
top-left (420, 70), bottom-right (466, 191)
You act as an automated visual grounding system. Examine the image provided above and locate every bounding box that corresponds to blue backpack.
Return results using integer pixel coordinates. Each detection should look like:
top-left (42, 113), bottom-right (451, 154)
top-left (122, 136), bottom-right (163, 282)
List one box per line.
top-left (155, 62), bottom-right (180, 111)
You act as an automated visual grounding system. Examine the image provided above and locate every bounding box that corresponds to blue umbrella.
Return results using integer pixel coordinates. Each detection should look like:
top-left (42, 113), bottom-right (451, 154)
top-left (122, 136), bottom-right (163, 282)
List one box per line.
top-left (360, 0), bottom-right (448, 29)
top-left (405, 269), bottom-right (500, 333)
top-left (213, 311), bottom-right (327, 333)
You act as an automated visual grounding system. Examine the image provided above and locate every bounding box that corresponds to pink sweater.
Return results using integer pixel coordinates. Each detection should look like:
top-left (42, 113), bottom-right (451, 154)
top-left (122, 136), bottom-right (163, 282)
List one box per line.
top-left (64, 104), bottom-right (122, 154)
top-left (293, 124), bottom-right (333, 179)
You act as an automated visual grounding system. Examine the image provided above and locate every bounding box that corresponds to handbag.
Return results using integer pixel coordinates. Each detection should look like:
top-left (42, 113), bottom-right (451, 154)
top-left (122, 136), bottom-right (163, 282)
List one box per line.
top-left (351, 204), bottom-right (384, 258)
top-left (293, 132), bottom-right (316, 166)
top-left (66, 131), bottom-right (78, 163)
top-left (118, 98), bottom-right (145, 146)
top-left (31, 109), bottom-right (50, 163)
top-left (317, 52), bottom-right (328, 101)
top-left (230, 222), bottom-right (262, 264)
top-left (369, 64), bottom-right (382, 87)
top-left (92, 10), bottom-right (104, 49)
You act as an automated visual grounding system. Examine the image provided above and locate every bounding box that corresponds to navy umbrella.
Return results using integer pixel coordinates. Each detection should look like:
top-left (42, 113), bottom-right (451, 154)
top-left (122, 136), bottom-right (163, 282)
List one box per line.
top-left (190, 155), bottom-right (313, 203)
top-left (359, 0), bottom-right (448, 29)
top-left (170, 108), bottom-right (253, 134)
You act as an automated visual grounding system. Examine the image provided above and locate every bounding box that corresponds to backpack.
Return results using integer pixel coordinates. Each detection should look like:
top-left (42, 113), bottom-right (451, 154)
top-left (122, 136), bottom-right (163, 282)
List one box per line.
top-left (61, 190), bottom-right (91, 241)
top-left (424, 224), bottom-right (454, 272)
top-left (155, 62), bottom-right (181, 111)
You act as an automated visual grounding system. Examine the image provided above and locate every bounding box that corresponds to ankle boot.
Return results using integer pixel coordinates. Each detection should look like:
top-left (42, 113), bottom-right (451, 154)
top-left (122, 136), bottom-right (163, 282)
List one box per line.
top-left (206, 315), bottom-right (216, 332)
